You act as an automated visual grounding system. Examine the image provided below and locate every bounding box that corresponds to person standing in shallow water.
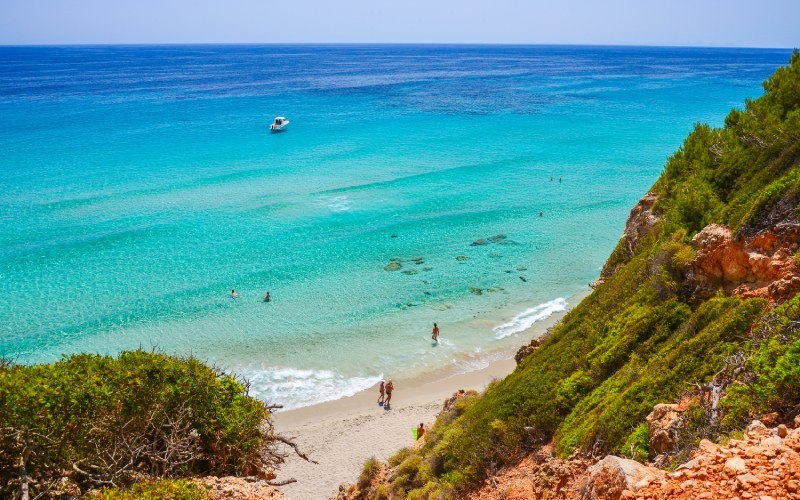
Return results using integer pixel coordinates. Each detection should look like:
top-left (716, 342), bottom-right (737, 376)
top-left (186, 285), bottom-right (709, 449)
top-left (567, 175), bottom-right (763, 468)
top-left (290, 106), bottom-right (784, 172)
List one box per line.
top-left (385, 379), bottom-right (394, 407)
top-left (431, 323), bottom-right (440, 342)
top-left (378, 380), bottom-right (385, 405)
top-left (263, 291), bottom-right (271, 302)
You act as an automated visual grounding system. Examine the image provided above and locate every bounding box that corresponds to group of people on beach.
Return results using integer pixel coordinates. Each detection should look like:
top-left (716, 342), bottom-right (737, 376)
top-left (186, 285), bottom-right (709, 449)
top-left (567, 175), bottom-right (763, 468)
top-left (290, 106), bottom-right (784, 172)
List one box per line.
top-left (378, 379), bottom-right (394, 407)
top-left (230, 289), bottom-right (271, 302)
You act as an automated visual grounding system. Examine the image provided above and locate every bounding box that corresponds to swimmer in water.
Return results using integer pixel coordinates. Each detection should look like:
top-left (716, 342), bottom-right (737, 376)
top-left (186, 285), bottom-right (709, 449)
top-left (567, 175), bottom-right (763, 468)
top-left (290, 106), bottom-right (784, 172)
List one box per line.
top-left (263, 291), bottom-right (271, 302)
top-left (539, 211), bottom-right (543, 217)
top-left (231, 289), bottom-right (240, 299)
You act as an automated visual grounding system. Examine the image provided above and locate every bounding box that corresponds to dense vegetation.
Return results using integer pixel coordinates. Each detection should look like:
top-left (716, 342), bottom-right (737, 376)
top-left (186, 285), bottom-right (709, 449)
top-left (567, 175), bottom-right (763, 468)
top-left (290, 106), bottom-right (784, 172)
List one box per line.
top-left (366, 51), bottom-right (800, 498)
top-left (0, 350), bottom-right (285, 498)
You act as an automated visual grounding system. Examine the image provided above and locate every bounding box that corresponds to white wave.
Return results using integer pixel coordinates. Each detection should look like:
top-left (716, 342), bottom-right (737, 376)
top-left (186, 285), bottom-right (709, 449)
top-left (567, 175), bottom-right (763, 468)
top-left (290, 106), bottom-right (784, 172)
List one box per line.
top-left (319, 195), bottom-right (351, 212)
top-left (242, 366), bottom-right (382, 410)
top-left (492, 297), bottom-right (567, 339)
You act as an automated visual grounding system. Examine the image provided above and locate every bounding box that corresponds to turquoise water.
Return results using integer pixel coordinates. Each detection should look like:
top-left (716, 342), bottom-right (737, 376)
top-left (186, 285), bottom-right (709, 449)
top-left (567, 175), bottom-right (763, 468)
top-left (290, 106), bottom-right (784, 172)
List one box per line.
top-left (0, 45), bottom-right (791, 408)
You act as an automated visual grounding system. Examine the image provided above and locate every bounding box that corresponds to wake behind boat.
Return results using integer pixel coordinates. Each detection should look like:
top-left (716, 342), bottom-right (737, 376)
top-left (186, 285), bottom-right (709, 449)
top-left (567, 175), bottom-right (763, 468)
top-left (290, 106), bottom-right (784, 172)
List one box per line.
top-left (270, 116), bottom-right (289, 132)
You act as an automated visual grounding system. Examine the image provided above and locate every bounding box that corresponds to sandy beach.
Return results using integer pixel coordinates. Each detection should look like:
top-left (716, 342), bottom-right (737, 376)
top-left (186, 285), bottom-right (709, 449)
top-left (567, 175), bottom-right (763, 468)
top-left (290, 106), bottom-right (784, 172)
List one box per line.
top-left (273, 357), bottom-right (517, 499)
top-left (268, 289), bottom-right (584, 499)
top-left (270, 291), bottom-right (586, 499)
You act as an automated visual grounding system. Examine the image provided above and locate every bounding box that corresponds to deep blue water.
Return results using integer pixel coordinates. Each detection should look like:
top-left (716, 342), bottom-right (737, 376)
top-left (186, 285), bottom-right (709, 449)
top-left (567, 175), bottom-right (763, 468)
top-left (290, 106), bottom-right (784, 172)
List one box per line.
top-left (0, 44), bottom-right (791, 407)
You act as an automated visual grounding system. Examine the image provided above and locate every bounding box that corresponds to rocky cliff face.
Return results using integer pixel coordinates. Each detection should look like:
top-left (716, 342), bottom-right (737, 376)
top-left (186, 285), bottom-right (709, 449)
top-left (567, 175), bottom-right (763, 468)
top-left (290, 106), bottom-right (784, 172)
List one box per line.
top-left (687, 222), bottom-right (800, 303)
top-left (599, 193), bottom-right (660, 281)
top-left (602, 190), bottom-right (800, 305)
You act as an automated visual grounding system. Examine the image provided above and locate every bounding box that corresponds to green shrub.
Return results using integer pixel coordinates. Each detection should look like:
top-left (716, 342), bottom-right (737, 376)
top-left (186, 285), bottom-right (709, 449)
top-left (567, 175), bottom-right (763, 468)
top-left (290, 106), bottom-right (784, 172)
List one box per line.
top-left (720, 295), bottom-right (800, 430)
top-left (359, 457), bottom-right (382, 490)
top-left (0, 351), bottom-right (280, 498)
top-left (92, 479), bottom-right (209, 500)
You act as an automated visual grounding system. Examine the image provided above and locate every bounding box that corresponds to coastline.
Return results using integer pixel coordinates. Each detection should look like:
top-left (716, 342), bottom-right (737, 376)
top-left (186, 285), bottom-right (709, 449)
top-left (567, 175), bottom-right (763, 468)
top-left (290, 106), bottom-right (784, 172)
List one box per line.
top-left (273, 357), bottom-right (517, 500)
top-left (272, 289), bottom-right (588, 499)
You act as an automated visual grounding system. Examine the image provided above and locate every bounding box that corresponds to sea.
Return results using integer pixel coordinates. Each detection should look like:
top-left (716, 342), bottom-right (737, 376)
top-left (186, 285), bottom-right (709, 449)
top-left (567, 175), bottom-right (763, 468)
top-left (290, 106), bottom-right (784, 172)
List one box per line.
top-left (0, 44), bottom-right (791, 409)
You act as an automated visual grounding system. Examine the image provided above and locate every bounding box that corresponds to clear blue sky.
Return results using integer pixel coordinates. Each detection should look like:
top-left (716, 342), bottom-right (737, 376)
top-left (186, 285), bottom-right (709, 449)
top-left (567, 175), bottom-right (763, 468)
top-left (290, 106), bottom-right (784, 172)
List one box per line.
top-left (1, 0), bottom-right (798, 47)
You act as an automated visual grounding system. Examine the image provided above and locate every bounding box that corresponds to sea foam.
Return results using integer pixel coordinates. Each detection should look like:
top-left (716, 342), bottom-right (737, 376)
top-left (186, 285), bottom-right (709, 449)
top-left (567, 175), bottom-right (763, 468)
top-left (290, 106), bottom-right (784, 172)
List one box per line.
top-left (243, 366), bottom-right (383, 410)
top-left (492, 297), bottom-right (567, 339)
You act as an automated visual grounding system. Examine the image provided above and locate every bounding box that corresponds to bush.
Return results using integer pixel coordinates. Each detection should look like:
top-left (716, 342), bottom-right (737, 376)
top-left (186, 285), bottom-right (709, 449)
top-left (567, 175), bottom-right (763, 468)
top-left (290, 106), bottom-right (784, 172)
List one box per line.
top-left (91, 479), bottom-right (209, 500)
top-left (0, 350), bottom-right (283, 498)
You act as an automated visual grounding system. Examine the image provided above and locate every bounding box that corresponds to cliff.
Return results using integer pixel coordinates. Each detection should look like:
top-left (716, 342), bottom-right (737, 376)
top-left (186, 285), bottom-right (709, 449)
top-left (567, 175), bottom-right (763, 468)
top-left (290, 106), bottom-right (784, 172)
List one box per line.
top-left (341, 50), bottom-right (800, 499)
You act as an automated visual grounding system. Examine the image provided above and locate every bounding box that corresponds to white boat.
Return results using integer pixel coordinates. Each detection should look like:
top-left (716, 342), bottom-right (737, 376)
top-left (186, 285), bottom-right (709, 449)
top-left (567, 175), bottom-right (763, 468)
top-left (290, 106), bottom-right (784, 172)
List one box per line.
top-left (270, 116), bottom-right (289, 132)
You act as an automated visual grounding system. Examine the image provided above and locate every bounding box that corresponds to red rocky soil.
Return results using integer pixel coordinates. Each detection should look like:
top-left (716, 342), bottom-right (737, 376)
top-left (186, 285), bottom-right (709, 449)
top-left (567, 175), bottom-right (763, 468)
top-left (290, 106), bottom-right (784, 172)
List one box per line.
top-left (467, 418), bottom-right (800, 500)
top-left (195, 476), bottom-right (286, 499)
top-left (632, 419), bottom-right (800, 499)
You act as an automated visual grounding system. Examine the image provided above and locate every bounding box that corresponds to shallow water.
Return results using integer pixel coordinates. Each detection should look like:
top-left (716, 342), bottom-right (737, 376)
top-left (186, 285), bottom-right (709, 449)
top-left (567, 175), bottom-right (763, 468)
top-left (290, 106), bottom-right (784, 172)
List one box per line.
top-left (0, 44), bottom-right (790, 408)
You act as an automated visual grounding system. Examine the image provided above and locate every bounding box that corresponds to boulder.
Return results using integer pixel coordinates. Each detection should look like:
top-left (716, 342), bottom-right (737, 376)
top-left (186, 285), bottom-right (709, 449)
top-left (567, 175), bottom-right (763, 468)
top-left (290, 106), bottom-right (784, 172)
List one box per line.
top-left (784, 427), bottom-right (800, 452)
top-left (384, 261), bottom-right (402, 271)
top-left (724, 456), bottom-right (746, 474)
top-left (580, 455), bottom-right (665, 499)
top-left (646, 403), bottom-right (685, 455)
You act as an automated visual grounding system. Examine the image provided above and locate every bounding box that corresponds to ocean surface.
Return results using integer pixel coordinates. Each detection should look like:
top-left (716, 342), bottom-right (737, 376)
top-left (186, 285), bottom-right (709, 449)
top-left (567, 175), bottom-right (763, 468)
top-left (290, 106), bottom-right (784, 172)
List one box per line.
top-left (0, 44), bottom-right (791, 408)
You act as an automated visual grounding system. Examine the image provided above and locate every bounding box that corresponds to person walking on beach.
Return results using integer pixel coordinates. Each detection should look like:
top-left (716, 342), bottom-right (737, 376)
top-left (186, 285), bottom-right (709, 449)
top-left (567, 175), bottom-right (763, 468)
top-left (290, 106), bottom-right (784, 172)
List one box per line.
top-left (231, 289), bottom-right (240, 299)
top-left (263, 291), bottom-right (271, 302)
top-left (378, 380), bottom-right (386, 405)
top-left (431, 323), bottom-right (440, 342)
top-left (385, 379), bottom-right (394, 407)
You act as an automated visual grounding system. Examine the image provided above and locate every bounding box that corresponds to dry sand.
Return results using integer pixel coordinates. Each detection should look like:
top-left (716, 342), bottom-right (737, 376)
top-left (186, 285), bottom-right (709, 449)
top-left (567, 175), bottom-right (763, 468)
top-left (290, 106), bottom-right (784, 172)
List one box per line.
top-left (272, 358), bottom-right (516, 499)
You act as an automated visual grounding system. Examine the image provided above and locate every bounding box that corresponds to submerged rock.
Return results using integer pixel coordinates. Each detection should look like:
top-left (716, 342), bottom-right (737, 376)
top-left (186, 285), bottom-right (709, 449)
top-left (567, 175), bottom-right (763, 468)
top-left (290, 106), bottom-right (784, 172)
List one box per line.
top-left (402, 269), bottom-right (418, 275)
top-left (489, 252), bottom-right (503, 258)
top-left (488, 234), bottom-right (507, 243)
top-left (384, 262), bottom-right (402, 271)
top-left (422, 267), bottom-right (433, 271)
top-left (470, 287), bottom-right (483, 295)
top-left (516, 265), bottom-right (528, 271)
top-left (456, 255), bottom-right (469, 262)
top-left (471, 239), bottom-right (488, 246)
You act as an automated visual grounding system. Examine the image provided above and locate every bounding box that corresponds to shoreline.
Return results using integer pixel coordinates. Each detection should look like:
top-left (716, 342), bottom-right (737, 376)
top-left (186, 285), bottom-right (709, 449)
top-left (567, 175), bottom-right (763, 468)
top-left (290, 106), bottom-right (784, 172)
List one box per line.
top-left (272, 357), bottom-right (518, 500)
top-left (272, 289), bottom-right (588, 499)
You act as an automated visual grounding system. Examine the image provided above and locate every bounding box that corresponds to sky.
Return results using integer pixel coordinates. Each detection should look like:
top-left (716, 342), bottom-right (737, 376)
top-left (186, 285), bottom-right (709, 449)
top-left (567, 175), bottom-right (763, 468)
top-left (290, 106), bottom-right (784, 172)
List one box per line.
top-left (0, 0), bottom-right (798, 47)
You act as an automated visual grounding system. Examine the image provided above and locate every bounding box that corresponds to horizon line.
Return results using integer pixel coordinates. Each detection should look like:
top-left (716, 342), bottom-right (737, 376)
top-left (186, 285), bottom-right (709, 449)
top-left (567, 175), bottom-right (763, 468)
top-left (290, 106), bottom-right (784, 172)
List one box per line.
top-left (0, 41), bottom-right (796, 51)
